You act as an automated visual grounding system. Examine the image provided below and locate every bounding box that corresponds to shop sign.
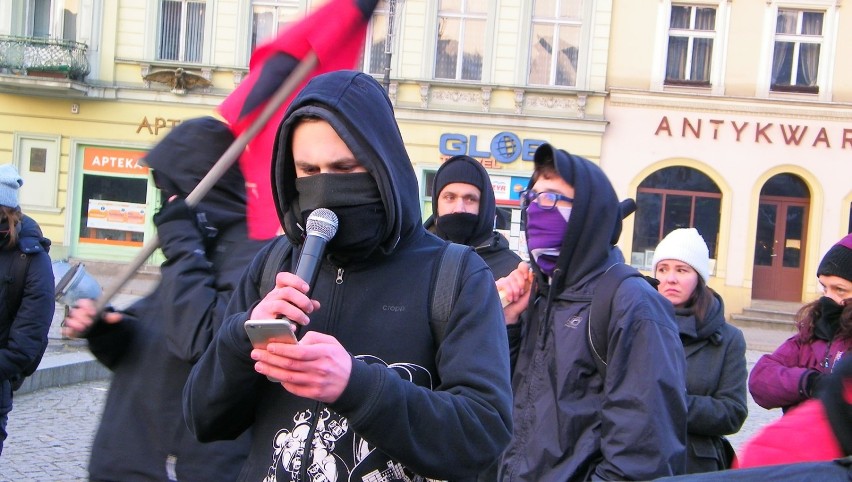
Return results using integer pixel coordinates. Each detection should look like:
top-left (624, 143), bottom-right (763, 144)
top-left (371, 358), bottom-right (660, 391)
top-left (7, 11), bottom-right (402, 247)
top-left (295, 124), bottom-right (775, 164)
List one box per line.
top-left (83, 147), bottom-right (149, 175)
top-left (439, 132), bottom-right (546, 164)
top-left (655, 115), bottom-right (852, 149)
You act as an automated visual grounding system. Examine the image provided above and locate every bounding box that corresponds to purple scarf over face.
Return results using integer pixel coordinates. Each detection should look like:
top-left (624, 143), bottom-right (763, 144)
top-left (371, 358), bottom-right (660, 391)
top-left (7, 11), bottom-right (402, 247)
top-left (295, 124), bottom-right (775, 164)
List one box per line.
top-left (526, 202), bottom-right (570, 276)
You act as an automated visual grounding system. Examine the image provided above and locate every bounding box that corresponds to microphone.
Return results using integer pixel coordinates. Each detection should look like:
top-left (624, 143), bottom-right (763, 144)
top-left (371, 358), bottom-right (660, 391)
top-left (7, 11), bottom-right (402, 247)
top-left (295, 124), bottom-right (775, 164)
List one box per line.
top-left (295, 208), bottom-right (339, 295)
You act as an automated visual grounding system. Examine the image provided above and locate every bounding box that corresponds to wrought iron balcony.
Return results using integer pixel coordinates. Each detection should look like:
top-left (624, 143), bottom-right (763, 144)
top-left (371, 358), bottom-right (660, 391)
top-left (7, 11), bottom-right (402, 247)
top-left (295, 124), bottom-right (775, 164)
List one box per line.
top-left (0, 35), bottom-right (90, 80)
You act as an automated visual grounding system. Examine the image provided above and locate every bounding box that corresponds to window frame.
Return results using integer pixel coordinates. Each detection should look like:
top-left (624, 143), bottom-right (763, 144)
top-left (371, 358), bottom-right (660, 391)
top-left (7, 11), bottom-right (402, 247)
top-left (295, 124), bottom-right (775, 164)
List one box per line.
top-left (757, 1), bottom-right (838, 101)
top-left (248, 0), bottom-right (302, 56)
top-left (768, 8), bottom-right (823, 94)
top-left (157, 0), bottom-right (210, 64)
top-left (362, 0), bottom-right (393, 76)
top-left (651, 0), bottom-right (730, 94)
top-left (432, 0), bottom-right (490, 82)
top-left (526, 0), bottom-right (586, 88)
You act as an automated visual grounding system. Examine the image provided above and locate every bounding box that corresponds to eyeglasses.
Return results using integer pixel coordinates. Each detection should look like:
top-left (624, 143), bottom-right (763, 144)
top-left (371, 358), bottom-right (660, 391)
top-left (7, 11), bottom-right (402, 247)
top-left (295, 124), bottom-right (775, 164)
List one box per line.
top-left (520, 190), bottom-right (574, 210)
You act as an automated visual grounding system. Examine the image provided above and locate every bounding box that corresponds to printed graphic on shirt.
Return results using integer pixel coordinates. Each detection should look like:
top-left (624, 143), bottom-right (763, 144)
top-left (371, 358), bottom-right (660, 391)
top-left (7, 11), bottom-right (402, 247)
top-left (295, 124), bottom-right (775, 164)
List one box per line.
top-left (263, 355), bottom-right (443, 482)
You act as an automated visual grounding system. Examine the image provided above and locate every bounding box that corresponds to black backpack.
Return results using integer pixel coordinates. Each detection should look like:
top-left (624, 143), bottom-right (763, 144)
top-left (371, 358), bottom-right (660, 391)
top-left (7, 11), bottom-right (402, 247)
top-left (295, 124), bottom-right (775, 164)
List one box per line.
top-left (258, 236), bottom-right (468, 346)
top-left (588, 262), bottom-right (659, 377)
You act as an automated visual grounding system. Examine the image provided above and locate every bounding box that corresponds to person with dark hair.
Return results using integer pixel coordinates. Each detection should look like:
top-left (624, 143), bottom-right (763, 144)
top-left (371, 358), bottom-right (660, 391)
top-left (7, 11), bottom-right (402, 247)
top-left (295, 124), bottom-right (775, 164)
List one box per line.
top-left (0, 164), bottom-right (53, 456)
top-left (496, 144), bottom-right (687, 481)
top-left (736, 355), bottom-right (852, 468)
top-left (424, 155), bottom-right (521, 279)
top-left (183, 71), bottom-right (512, 481)
top-left (63, 117), bottom-right (266, 480)
top-left (749, 233), bottom-right (852, 413)
top-left (652, 227), bottom-right (748, 473)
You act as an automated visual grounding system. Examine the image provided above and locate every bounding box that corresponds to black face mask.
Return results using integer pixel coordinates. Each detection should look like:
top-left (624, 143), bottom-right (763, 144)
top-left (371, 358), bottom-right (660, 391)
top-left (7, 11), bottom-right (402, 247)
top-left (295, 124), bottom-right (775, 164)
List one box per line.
top-left (815, 296), bottom-right (845, 340)
top-left (435, 212), bottom-right (479, 244)
top-left (295, 172), bottom-right (386, 262)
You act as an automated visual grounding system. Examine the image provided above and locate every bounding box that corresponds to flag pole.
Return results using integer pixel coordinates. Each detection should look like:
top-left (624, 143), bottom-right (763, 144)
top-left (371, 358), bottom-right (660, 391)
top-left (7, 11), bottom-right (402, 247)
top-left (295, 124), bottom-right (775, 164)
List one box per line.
top-left (94, 52), bottom-right (319, 313)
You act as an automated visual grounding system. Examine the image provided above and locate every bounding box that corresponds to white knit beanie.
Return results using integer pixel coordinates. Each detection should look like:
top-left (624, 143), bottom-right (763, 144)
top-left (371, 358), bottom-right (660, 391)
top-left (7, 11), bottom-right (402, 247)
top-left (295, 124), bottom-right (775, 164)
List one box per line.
top-left (0, 164), bottom-right (23, 208)
top-left (651, 228), bottom-right (710, 282)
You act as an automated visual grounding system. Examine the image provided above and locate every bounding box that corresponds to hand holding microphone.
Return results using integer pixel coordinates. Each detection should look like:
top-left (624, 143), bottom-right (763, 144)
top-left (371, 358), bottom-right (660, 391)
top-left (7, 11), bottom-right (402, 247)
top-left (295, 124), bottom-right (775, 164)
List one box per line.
top-left (496, 261), bottom-right (533, 325)
top-left (249, 208), bottom-right (338, 327)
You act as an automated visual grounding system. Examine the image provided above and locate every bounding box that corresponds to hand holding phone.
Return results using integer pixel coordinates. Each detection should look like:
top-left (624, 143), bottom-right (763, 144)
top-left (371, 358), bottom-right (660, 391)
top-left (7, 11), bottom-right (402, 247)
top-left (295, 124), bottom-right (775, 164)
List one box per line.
top-left (245, 319), bottom-right (298, 383)
top-left (245, 319), bottom-right (298, 349)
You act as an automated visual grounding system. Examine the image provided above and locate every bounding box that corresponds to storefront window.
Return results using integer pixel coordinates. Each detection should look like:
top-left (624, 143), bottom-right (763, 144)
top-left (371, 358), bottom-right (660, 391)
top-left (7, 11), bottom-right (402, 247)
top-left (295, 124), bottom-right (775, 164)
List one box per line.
top-left (631, 166), bottom-right (721, 269)
top-left (78, 147), bottom-right (151, 247)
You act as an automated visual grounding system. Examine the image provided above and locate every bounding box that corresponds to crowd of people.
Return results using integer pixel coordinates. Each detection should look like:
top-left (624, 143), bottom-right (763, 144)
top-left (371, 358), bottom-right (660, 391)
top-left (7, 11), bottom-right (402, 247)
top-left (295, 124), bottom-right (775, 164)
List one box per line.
top-left (2, 70), bottom-right (851, 481)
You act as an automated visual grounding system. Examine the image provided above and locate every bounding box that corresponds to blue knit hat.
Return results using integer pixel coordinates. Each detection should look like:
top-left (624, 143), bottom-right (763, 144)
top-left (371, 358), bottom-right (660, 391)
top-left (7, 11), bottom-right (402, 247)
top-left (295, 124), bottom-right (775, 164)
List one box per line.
top-left (0, 164), bottom-right (23, 208)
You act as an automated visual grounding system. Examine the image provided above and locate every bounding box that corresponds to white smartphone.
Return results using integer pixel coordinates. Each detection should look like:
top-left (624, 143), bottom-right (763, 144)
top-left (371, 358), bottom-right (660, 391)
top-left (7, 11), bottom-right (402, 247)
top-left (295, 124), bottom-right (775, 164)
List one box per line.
top-left (244, 319), bottom-right (298, 349)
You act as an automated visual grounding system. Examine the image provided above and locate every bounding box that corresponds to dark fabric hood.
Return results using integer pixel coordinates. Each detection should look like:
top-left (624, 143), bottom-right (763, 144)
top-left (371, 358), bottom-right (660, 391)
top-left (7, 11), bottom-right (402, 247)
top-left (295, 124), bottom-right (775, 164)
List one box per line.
top-left (426, 154), bottom-right (496, 246)
top-left (143, 116), bottom-right (247, 232)
top-left (526, 143), bottom-right (622, 292)
top-left (271, 70), bottom-right (420, 253)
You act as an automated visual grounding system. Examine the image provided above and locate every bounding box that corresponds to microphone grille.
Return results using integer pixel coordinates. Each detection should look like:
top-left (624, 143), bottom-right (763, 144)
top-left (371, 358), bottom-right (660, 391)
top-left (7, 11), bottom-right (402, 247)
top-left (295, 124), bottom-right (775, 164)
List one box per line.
top-left (306, 208), bottom-right (339, 241)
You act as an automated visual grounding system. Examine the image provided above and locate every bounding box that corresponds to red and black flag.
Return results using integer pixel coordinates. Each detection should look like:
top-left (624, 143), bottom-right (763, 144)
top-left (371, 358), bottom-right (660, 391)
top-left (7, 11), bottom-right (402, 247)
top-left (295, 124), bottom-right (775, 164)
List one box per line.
top-left (219, 0), bottom-right (380, 240)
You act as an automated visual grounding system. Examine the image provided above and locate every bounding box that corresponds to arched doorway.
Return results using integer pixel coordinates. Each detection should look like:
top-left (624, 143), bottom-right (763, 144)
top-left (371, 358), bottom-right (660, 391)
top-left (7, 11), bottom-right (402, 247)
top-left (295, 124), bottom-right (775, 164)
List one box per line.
top-left (630, 166), bottom-right (722, 271)
top-left (751, 174), bottom-right (810, 301)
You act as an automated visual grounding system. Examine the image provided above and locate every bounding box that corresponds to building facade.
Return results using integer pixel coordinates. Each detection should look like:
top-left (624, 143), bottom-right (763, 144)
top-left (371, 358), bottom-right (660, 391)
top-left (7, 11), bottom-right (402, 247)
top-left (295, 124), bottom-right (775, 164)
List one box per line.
top-left (605, 0), bottom-right (852, 314)
top-left (0, 0), bottom-right (609, 266)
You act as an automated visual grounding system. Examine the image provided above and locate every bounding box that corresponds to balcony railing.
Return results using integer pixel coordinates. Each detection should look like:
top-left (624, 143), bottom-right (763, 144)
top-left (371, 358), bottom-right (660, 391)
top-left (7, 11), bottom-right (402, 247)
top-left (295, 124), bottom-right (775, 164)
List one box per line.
top-left (0, 35), bottom-right (90, 80)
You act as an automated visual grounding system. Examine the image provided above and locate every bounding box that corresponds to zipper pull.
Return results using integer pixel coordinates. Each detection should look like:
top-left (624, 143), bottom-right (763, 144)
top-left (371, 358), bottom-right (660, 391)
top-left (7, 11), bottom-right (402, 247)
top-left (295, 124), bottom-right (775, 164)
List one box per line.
top-left (166, 454), bottom-right (178, 481)
top-left (336, 268), bottom-right (344, 285)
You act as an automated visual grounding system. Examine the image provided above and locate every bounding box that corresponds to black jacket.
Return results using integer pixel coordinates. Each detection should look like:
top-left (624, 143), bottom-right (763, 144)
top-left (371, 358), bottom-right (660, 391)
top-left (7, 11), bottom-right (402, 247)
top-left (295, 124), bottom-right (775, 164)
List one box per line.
top-left (676, 293), bottom-right (748, 473)
top-left (499, 145), bottom-right (687, 481)
top-left (184, 71), bottom-right (513, 482)
top-left (84, 126), bottom-right (266, 481)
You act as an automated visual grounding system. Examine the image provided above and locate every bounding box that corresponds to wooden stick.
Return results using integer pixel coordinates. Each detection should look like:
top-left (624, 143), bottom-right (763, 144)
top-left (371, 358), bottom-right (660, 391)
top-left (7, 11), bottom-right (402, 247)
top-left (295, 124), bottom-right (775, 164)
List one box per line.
top-left (93, 52), bottom-right (319, 313)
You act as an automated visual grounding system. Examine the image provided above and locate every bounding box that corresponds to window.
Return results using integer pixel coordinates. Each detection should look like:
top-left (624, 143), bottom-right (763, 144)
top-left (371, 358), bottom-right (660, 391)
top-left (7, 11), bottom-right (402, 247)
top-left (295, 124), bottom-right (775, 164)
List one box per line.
top-left (158, 0), bottom-right (206, 63)
top-left (528, 0), bottom-right (583, 87)
top-left (250, 0), bottom-right (301, 54)
top-left (14, 134), bottom-right (61, 210)
top-left (665, 4), bottom-right (715, 86)
top-left (631, 167), bottom-right (722, 268)
top-left (434, 0), bottom-right (487, 81)
top-left (770, 9), bottom-right (823, 93)
top-left (363, 0), bottom-right (392, 76)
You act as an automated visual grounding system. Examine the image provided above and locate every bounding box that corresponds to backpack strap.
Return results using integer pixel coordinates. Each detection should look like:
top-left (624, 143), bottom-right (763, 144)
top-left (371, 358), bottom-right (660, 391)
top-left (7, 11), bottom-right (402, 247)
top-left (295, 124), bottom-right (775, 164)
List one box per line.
top-left (4, 251), bottom-right (31, 322)
top-left (430, 242), bottom-right (469, 346)
top-left (259, 236), bottom-right (294, 297)
top-left (588, 263), bottom-right (644, 377)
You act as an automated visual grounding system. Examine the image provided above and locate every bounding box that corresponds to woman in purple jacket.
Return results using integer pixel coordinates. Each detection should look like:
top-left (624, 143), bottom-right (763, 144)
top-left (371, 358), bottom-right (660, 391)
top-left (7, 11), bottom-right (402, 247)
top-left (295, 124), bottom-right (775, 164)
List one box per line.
top-left (749, 233), bottom-right (852, 412)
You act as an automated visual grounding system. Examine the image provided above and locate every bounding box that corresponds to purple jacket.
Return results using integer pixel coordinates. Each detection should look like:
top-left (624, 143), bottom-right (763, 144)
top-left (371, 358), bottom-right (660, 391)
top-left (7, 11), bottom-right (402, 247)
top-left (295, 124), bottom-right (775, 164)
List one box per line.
top-left (749, 335), bottom-right (850, 410)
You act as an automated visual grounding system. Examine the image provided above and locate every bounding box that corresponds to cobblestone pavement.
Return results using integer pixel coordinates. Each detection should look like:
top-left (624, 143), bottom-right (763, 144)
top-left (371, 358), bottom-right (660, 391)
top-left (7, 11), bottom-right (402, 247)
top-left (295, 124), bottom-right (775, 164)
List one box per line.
top-left (0, 351), bottom-right (781, 481)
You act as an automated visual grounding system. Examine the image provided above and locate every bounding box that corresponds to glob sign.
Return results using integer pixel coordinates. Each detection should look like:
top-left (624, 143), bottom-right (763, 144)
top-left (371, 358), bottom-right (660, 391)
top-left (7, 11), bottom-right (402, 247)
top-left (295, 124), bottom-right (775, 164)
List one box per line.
top-left (439, 132), bottom-right (546, 164)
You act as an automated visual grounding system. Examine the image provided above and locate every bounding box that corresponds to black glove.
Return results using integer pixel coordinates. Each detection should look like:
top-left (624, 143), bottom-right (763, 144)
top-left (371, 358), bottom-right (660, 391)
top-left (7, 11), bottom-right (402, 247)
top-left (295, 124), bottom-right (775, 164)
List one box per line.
top-left (153, 197), bottom-right (194, 227)
top-left (804, 370), bottom-right (829, 398)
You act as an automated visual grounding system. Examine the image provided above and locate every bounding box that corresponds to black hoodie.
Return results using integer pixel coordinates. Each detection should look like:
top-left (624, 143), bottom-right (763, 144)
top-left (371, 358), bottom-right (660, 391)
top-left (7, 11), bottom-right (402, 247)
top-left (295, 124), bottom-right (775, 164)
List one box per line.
top-left (84, 117), bottom-right (265, 481)
top-left (424, 155), bottom-right (522, 279)
top-left (184, 71), bottom-right (513, 482)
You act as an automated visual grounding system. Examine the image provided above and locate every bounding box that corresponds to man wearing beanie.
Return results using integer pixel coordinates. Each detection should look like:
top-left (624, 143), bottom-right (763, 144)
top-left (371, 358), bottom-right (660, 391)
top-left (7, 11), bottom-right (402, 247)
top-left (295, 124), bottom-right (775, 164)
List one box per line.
top-left (750, 232), bottom-right (852, 415)
top-left (0, 164), bottom-right (54, 456)
top-left (653, 228), bottom-right (748, 473)
top-left (63, 117), bottom-right (266, 480)
top-left (424, 155), bottom-right (521, 279)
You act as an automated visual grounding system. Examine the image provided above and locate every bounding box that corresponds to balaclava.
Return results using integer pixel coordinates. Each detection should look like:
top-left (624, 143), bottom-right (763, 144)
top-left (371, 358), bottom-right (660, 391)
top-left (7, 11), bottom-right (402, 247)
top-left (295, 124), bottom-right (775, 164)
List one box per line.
top-left (431, 155), bottom-right (494, 245)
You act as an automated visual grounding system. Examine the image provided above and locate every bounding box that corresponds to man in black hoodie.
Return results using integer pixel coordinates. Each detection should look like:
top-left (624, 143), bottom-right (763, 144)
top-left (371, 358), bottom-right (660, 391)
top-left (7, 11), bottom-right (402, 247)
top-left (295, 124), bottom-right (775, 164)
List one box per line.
top-left (183, 71), bottom-right (513, 482)
top-left (425, 155), bottom-right (521, 279)
top-left (64, 117), bottom-right (266, 481)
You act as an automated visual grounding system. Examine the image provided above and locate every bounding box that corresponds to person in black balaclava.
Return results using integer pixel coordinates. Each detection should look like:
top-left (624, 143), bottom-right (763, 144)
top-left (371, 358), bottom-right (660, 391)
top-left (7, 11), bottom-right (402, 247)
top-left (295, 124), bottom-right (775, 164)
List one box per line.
top-left (424, 155), bottom-right (521, 279)
top-left (183, 71), bottom-right (513, 482)
top-left (749, 233), bottom-right (852, 413)
top-left (63, 117), bottom-right (266, 481)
